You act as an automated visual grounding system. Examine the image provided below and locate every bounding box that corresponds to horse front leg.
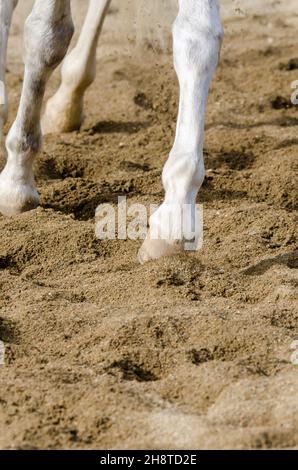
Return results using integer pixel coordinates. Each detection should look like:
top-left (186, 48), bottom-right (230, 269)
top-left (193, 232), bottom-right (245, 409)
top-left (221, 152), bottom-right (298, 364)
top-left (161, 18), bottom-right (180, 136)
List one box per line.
top-left (0, 0), bottom-right (74, 216)
top-left (138, 0), bottom-right (223, 262)
top-left (0, 0), bottom-right (18, 146)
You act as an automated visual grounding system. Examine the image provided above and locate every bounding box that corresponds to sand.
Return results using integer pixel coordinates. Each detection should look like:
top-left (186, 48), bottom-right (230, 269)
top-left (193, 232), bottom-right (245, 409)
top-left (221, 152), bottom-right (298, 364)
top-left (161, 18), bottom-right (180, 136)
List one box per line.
top-left (0, 0), bottom-right (297, 449)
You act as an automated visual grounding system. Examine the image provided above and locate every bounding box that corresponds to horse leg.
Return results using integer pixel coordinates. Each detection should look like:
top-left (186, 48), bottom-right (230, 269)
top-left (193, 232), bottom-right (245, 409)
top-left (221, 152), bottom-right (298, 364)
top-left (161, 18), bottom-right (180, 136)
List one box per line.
top-left (0, 0), bottom-right (74, 216)
top-left (0, 0), bottom-right (18, 146)
top-left (138, 0), bottom-right (223, 262)
top-left (42, 0), bottom-right (111, 134)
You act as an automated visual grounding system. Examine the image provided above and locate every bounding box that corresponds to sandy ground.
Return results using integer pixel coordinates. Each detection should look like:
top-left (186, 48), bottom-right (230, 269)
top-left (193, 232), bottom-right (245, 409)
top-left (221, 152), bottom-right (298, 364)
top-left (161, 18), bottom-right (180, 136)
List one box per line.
top-left (0, 0), bottom-right (297, 450)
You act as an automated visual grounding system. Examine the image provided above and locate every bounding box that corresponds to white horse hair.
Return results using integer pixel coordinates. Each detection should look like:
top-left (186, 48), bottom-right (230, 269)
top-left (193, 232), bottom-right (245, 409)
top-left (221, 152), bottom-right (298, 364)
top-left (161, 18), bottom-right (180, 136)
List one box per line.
top-left (0, 0), bottom-right (223, 263)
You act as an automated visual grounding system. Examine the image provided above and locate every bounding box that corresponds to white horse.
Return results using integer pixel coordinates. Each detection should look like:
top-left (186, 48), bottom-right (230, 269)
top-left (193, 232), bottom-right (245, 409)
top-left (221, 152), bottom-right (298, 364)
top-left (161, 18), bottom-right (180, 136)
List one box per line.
top-left (0, 0), bottom-right (223, 262)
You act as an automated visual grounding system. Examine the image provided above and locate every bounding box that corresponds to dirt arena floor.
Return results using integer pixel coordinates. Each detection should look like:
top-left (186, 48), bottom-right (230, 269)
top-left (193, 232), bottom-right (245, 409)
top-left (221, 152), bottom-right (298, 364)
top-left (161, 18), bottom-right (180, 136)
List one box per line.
top-left (0, 0), bottom-right (297, 449)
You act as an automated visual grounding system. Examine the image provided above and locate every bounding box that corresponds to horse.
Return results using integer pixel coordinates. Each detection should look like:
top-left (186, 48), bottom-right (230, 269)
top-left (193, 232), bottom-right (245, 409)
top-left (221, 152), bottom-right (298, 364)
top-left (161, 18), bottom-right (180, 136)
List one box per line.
top-left (0, 0), bottom-right (223, 262)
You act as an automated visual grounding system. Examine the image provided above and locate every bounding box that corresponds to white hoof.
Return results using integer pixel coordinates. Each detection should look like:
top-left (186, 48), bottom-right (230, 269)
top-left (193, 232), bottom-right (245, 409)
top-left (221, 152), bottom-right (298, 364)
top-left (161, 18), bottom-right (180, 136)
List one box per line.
top-left (137, 201), bottom-right (202, 263)
top-left (0, 174), bottom-right (39, 216)
top-left (41, 92), bottom-right (83, 134)
top-left (137, 235), bottom-right (184, 264)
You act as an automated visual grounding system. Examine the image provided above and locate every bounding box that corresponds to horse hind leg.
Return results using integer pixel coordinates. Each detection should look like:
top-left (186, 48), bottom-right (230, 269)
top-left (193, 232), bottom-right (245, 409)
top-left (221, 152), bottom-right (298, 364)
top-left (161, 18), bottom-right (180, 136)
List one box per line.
top-left (42, 0), bottom-right (111, 134)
